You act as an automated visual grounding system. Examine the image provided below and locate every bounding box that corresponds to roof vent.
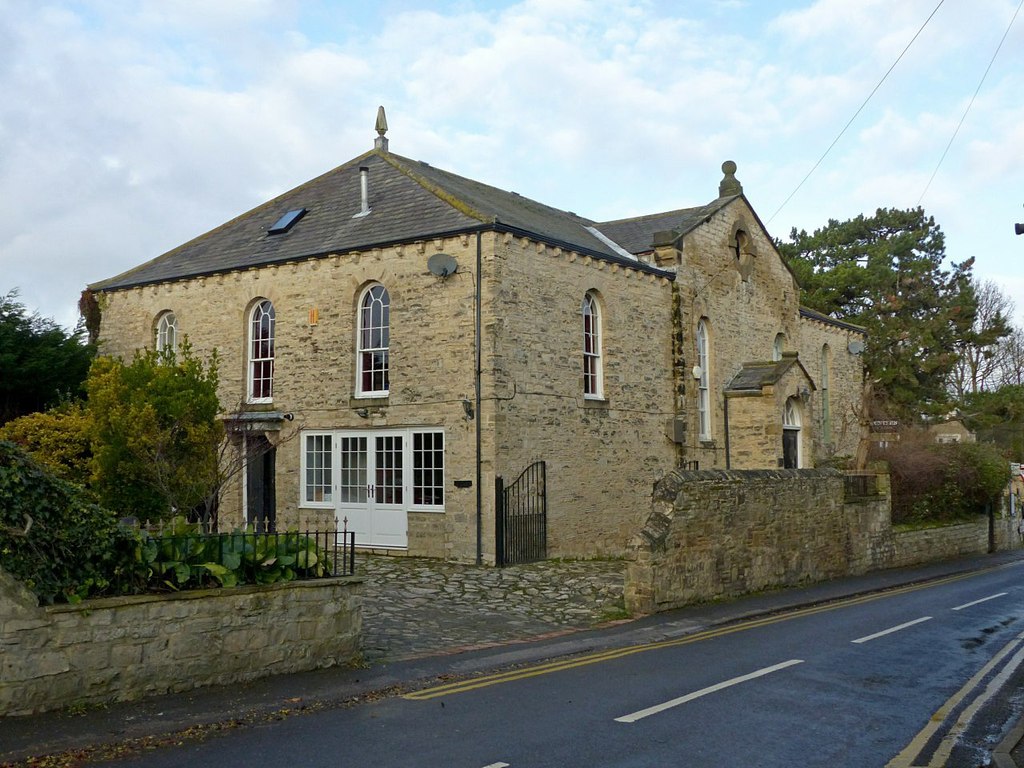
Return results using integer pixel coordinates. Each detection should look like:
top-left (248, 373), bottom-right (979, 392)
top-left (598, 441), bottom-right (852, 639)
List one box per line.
top-left (268, 208), bottom-right (306, 235)
top-left (719, 160), bottom-right (742, 197)
top-left (354, 166), bottom-right (371, 218)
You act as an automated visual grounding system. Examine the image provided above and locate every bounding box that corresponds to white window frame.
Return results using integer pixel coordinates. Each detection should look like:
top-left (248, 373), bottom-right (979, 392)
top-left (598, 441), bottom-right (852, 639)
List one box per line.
top-left (301, 432), bottom-right (334, 507)
top-left (582, 292), bottom-right (603, 399)
top-left (155, 311), bottom-right (177, 353)
top-left (356, 284), bottom-right (390, 398)
top-left (248, 299), bottom-right (275, 403)
top-left (299, 428), bottom-right (445, 511)
top-left (697, 319), bottom-right (711, 440)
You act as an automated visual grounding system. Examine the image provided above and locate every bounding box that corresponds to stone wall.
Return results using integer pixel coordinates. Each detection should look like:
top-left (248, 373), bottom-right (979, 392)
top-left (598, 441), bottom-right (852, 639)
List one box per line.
top-left (671, 198), bottom-right (864, 471)
top-left (490, 234), bottom-right (677, 558)
top-left (0, 569), bottom-right (362, 716)
top-left (625, 469), bottom-right (1021, 615)
top-left (625, 469), bottom-right (849, 613)
top-left (96, 234), bottom-right (487, 561)
top-left (797, 314), bottom-right (866, 462)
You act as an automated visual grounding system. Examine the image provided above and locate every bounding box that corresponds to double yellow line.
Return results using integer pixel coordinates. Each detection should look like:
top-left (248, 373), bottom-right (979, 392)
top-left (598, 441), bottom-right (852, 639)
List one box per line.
top-left (403, 572), bottom-right (975, 701)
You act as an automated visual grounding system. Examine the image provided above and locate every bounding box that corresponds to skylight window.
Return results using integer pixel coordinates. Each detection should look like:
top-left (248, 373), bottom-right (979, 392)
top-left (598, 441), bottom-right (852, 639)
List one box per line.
top-left (268, 208), bottom-right (307, 235)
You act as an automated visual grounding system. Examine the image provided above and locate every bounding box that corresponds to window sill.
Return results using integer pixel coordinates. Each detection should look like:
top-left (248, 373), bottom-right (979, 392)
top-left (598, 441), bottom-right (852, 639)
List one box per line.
top-left (349, 396), bottom-right (389, 408)
top-left (583, 396), bottom-right (609, 408)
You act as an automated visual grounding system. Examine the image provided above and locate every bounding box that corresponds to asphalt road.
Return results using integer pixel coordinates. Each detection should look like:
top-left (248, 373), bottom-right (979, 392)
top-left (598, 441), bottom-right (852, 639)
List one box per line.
top-left (95, 559), bottom-right (1024, 767)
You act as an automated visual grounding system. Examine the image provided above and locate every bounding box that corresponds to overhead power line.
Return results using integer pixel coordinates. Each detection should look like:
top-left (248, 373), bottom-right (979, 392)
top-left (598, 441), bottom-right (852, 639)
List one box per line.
top-left (917, 0), bottom-right (1024, 205)
top-left (767, 0), bottom-right (946, 226)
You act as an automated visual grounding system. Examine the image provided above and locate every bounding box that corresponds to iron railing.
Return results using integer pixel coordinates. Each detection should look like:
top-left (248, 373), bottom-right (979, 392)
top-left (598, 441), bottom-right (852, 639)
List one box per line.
top-left (115, 528), bottom-right (356, 593)
top-left (844, 472), bottom-right (880, 499)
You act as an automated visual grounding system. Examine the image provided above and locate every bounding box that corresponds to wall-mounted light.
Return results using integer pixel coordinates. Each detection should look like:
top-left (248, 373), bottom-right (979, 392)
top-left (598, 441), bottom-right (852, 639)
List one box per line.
top-left (798, 385), bottom-right (811, 403)
top-left (462, 399), bottom-right (475, 420)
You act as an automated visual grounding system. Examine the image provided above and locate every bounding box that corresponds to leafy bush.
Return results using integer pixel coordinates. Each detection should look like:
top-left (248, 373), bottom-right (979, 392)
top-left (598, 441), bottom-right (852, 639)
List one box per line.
top-left (887, 437), bottom-right (1009, 524)
top-left (127, 517), bottom-right (331, 592)
top-left (86, 343), bottom-right (223, 522)
top-left (0, 440), bottom-right (130, 604)
top-left (0, 404), bottom-right (92, 488)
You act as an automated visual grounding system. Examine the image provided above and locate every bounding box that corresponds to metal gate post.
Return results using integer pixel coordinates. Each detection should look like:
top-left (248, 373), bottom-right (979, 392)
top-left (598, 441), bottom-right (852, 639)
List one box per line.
top-left (494, 475), bottom-right (505, 567)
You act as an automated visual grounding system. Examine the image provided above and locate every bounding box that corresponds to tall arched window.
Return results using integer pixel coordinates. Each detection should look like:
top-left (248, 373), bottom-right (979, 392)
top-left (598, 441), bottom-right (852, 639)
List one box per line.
top-left (248, 300), bottom-right (275, 402)
top-left (772, 333), bottom-right (785, 361)
top-left (697, 319), bottom-right (711, 440)
top-left (357, 284), bottom-right (390, 396)
top-left (155, 311), bottom-right (177, 354)
top-left (821, 344), bottom-right (832, 446)
top-left (582, 292), bottom-right (603, 399)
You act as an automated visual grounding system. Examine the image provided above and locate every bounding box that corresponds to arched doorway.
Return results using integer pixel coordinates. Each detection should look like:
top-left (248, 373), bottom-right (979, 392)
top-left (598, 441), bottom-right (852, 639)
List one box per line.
top-left (782, 397), bottom-right (801, 469)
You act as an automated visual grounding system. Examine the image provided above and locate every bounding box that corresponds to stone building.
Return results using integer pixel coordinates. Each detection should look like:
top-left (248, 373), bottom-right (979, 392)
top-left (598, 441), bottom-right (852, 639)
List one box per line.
top-left (88, 109), bottom-right (865, 563)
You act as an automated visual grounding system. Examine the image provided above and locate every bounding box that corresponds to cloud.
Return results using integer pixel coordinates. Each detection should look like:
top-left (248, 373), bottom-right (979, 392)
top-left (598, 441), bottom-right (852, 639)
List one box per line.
top-left (1, 0), bottom-right (1021, 334)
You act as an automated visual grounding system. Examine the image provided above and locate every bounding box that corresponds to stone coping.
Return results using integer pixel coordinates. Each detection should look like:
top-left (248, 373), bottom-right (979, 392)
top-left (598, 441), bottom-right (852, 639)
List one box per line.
top-left (42, 575), bottom-right (364, 613)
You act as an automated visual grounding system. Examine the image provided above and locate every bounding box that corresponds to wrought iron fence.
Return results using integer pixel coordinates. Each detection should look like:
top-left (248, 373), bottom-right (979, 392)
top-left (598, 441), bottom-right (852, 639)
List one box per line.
top-left (843, 472), bottom-right (880, 499)
top-left (114, 528), bottom-right (356, 594)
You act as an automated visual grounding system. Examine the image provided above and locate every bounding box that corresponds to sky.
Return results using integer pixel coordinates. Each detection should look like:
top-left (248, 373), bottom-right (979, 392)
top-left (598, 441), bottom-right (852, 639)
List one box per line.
top-left (2, 0), bottom-right (1023, 332)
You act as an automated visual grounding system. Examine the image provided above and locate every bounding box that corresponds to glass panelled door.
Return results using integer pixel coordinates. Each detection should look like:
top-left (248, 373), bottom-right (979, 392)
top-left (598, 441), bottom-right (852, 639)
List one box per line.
top-left (370, 434), bottom-right (406, 547)
top-left (336, 432), bottom-right (408, 548)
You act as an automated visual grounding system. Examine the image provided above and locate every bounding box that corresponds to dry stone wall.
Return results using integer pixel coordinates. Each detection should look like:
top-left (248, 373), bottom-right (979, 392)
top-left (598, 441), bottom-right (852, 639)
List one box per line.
top-left (0, 570), bottom-right (362, 716)
top-left (625, 469), bottom-right (1021, 614)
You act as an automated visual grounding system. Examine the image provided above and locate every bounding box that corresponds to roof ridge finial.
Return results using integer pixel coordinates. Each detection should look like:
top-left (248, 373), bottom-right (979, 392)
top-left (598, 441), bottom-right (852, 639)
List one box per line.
top-left (719, 160), bottom-right (742, 197)
top-left (374, 106), bottom-right (389, 152)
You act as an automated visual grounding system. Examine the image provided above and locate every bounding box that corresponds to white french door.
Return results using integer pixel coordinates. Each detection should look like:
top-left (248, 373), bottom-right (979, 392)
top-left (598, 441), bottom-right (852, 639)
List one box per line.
top-left (303, 428), bottom-right (445, 549)
top-left (340, 433), bottom-right (407, 548)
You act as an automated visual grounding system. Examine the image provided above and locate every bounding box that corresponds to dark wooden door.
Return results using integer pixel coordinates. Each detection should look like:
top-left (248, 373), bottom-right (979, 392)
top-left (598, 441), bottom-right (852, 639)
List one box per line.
top-left (246, 435), bottom-right (276, 532)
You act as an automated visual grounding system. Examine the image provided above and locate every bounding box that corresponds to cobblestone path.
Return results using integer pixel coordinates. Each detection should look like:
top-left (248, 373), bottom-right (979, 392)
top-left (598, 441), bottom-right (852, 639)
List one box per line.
top-left (356, 555), bottom-right (627, 661)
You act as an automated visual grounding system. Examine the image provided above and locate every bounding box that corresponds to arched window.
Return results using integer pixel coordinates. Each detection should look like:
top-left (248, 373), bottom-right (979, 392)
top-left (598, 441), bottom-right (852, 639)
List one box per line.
top-left (248, 300), bottom-right (275, 402)
top-left (821, 344), bottom-right (832, 446)
top-left (582, 292), bottom-right (603, 399)
top-left (697, 319), bottom-right (711, 440)
top-left (357, 284), bottom-right (390, 396)
top-left (772, 333), bottom-right (785, 362)
top-left (155, 311), bottom-right (177, 353)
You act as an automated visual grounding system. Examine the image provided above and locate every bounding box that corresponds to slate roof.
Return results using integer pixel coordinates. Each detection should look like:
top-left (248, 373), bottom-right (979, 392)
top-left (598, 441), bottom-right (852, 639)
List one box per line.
top-left (725, 354), bottom-right (816, 393)
top-left (799, 306), bottom-right (867, 335)
top-left (594, 198), bottom-right (737, 255)
top-left (90, 149), bottom-right (695, 292)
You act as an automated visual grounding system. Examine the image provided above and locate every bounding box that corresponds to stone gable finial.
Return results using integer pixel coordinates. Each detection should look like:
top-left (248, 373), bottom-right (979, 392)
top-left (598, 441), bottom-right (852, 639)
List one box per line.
top-left (374, 106), bottom-right (389, 152)
top-left (719, 160), bottom-right (742, 197)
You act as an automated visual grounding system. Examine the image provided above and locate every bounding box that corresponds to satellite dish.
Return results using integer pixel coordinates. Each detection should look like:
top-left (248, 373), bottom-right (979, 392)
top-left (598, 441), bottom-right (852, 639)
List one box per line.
top-left (427, 253), bottom-right (458, 277)
top-left (848, 340), bottom-right (865, 355)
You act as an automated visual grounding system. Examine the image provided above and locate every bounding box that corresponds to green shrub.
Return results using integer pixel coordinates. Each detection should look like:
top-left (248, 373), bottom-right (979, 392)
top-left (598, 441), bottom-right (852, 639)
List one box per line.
top-left (888, 437), bottom-right (1009, 524)
top-left (0, 440), bottom-right (130, 604)
top-left (127, 517), bottom-right (331, 591)
top-left (86, 343), bottom-right (222, 522)
top-left (0, 404), bottom-right (92, 488)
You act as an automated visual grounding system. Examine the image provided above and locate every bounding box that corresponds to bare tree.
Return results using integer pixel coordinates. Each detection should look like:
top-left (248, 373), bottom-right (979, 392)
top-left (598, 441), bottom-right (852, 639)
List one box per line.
top-left (995, 332), bottom-right (1024, 388)
top-left (948, 279), bottom-right (1014, 399)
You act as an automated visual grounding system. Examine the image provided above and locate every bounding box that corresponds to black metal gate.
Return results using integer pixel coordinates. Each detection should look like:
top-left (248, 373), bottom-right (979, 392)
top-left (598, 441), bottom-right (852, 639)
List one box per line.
top-left (495, 460), bottom-right (547, 566)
